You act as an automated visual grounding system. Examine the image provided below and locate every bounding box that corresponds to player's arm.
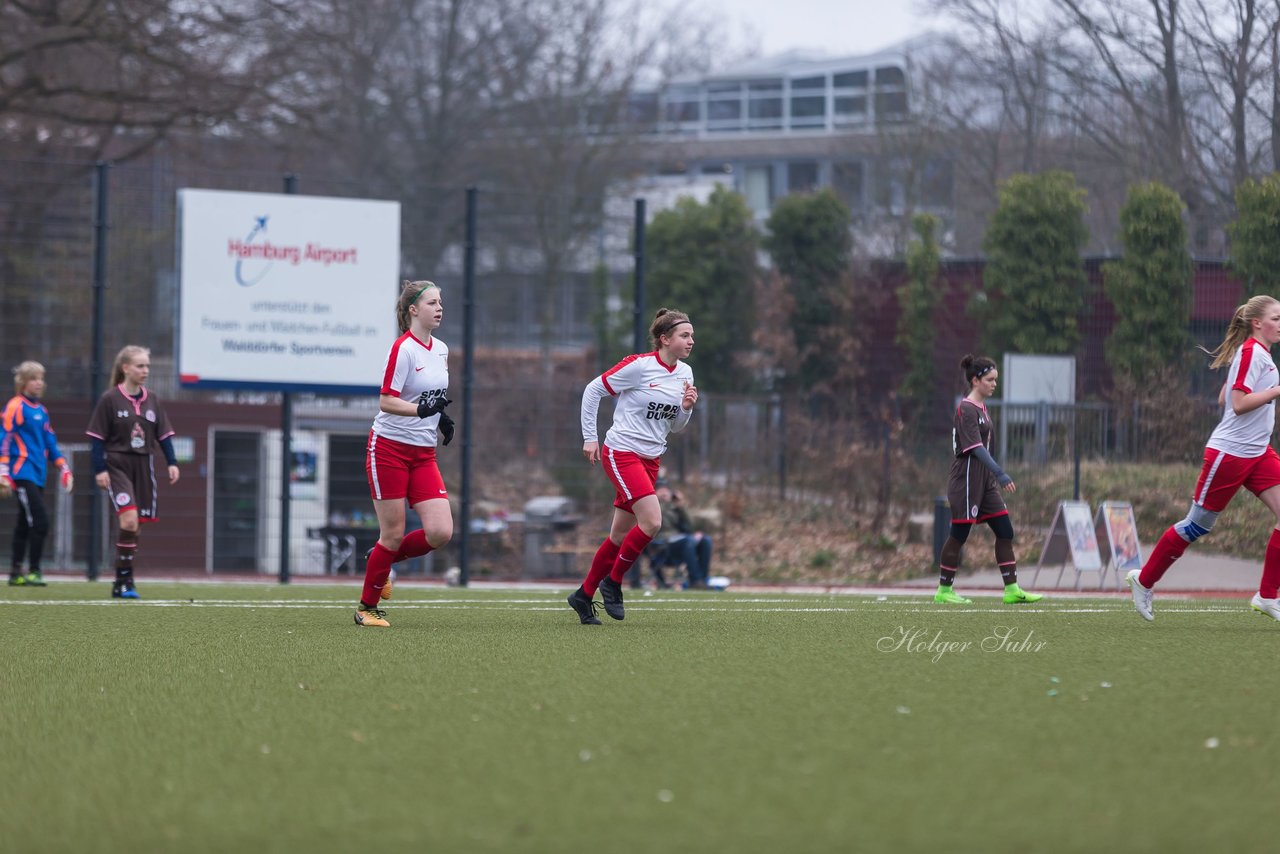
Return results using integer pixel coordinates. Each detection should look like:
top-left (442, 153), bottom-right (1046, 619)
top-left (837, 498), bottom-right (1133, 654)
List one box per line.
top-left (580, 376), bottom-right (610, 463)
top-left (1230, 385), bottom-right (1280, 415)
top-left (970, 445), bottom-right (1014, 490)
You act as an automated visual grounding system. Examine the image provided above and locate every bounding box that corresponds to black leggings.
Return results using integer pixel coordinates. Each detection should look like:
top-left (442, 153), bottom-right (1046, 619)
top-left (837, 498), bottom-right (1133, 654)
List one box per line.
top-left (950, 514), bottom-right (1015, 544)
top-left (11, 482), bottom-right (50, 574)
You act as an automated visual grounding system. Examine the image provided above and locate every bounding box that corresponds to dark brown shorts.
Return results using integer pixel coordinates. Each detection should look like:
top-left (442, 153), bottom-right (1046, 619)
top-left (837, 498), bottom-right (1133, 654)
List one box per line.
top-left (947, 456), bottom-right (1007, 523)
top-left (104, 454), bottom-right (159, 522)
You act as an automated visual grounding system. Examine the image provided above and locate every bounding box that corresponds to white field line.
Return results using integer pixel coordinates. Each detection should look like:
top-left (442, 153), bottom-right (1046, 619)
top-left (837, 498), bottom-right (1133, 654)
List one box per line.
top-left (0, 597), bottom-right (1251, 615)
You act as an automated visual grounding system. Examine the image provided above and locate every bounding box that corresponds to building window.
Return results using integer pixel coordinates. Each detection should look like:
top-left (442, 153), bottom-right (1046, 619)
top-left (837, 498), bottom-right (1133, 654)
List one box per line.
top-left (790, 95), bottom-right (826, 127)
top-left (833, 161), bottom-right (864, 209)
top-left (833, 70), bottom-right (868, 88)
top-left (748, 96), bottom-right (783, 130)
top-left (921, 158), bottom-right (954, 207)
top-left (788, 162), bottom-right (819, 194)
top-left (873, 65), bottom-right (908, 120)
top-left (792, 75), bottom-right (825, 89)
top-left (834, 96), bottom-right (867, 124)
top-left (744, 164), bottom-right (773, 214)
top-left (748, 79), bottom-right (783, 92)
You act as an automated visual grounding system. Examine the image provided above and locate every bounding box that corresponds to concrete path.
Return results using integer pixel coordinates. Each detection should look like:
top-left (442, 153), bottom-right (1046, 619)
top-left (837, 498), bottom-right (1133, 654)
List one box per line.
top-left (899, 550), bottom-right (1263, 595)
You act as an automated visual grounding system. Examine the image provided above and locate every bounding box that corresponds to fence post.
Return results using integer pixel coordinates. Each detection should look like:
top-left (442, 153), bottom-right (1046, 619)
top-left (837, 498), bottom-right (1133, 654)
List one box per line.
top-left (459, 186), bottom-right (477, 587)
top-left (633, 198), bottom-right (646, 352)
top-left (278, 173), bottom-right (298, 585)
top-left (88, 161), bottom-right (111, 581)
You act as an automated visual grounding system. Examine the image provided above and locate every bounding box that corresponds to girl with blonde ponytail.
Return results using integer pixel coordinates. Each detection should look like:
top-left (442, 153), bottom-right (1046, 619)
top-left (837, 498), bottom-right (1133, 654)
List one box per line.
top-left (1128, 295), bottom-right (1280, 622)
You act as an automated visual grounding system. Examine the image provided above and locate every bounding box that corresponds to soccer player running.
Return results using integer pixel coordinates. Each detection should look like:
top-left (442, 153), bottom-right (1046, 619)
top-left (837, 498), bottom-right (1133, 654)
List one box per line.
top-left (935, 354), bottom-right (1043, 605)
top-left (1128, 295), bottom-right (1280, 622)
top-left (86, 346), bottom-right (180, 599)
top-left (568, 308), bottom-right (697, 624)
top-left (354, 281), bottom-right (455, 628)
top-left (2, 361), bottom-right (74, 586)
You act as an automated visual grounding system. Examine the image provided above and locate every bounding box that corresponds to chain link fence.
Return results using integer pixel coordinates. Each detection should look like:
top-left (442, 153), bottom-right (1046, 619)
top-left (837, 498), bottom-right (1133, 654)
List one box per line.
top-left (0, 154), bottom-right (1245, 579)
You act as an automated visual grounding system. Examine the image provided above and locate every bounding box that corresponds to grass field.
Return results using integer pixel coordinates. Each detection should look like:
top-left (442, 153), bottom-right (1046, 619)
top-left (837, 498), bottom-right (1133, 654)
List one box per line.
top-left (2, 581), bottom-right (1276, 854)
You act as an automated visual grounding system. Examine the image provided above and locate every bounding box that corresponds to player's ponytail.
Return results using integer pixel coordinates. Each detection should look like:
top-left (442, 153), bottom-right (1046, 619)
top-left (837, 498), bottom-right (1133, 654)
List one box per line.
top-left (1205, 295), bottom-right (1279, 370)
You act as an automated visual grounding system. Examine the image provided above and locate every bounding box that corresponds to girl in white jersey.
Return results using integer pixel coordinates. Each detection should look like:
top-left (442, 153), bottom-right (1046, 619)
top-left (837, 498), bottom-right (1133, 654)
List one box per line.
top-left (567, 308), bottom-right (698, 624)
top-left (1128, 294), bottom-right (1280, 622)
top-left (354, 281), bottom-right (455, 628)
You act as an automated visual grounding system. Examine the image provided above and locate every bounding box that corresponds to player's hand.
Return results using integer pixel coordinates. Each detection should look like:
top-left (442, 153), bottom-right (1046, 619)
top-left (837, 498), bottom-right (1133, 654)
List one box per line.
top-left (1002, 479), bottom-right (1017, 493)
top-left (168, 465), bottom-right (180, 485)
top-left (681, 380), bottom-right (698, 411)
top-left (583, 441), bottom-right (600, 464)
top-left (95, 471), bottom-right (110, 490)
top-left (0, 464), bottom-right (11, 498)
top-left (60, 466), bottom-right (74, 494)
top-left (438, 411), bottom-right (455, 446)
top-left (416, 392), bottom-right (451, 419)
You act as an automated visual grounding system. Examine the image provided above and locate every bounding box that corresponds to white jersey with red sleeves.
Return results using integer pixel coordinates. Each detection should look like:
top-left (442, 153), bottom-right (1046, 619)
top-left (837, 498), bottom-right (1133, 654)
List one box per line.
top-left (371, 331), bottom-right (450, 447)
top-left (1207, 336), bottom-right (1278, 458)
top-left (581, 352), bottom-right (694, 459)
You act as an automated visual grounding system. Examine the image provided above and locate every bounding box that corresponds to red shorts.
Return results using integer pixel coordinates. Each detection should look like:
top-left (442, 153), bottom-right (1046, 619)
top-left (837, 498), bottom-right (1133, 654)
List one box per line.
top-left (366, 431), bottom-right (447, 504)
top-left (602, 445), bottom-right (660, 512)
top-left (1194, 445), bottom-right (1280, 512)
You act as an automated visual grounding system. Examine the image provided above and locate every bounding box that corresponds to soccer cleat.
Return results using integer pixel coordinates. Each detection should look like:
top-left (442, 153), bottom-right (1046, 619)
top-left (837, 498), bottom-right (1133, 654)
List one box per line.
top-left (1126, 569), bottom-right (1154, 621)
top-left (567, 586), bottom-right (602, 625)
top-left (598, 576), bottom-right (625, 620)
top-left (1250, 593), bottom-right (1280, 621)
top-left (1002, 584), bottom-right (1042, 604)
top-left (933, 586), bottom-right (972, 604)
top-left (354, 603), bottom-right (390, 627)
top-left (8, 575), bottom-right (26, 587)
top-left (24, 572), bottom-right (46, 587)
top-left (118, 583), bottom-right (140, 600)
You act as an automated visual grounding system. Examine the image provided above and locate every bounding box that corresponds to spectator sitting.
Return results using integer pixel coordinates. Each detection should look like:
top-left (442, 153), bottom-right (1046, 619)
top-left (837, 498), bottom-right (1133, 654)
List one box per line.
top-left (654, 481), bottom-right (713, 589)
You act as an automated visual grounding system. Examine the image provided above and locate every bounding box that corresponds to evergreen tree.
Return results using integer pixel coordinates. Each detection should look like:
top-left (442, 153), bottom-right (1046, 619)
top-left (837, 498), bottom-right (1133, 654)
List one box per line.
top-left (974, 171), bottom-right (1089, 357)
top-left (898, 213), bottom-right (941, 433)
top-left (1227, 174), bottom-right (1280, 297)
top-left (1103, 182), bottom-right (1193, 384)
top-left (647, 186), bottom-right (758, 392)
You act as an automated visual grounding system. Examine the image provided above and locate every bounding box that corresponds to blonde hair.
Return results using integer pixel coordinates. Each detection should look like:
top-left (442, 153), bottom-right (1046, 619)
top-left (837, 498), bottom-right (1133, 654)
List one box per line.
top-left (396, 280), bottom-right (439, 334)
top-left (109, 345), bottom-right (150, 388)
top-left (649, 308), bottom-right (691, 350)
top-left (1206, 295), bottom-right (1279, 370)
top-left (12, 361), bottom-right (44, 395)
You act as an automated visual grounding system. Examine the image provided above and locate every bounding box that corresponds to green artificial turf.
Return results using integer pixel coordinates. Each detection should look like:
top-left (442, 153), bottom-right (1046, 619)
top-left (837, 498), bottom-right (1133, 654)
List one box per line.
top-left (1, 583), bottom-right (1275, 854)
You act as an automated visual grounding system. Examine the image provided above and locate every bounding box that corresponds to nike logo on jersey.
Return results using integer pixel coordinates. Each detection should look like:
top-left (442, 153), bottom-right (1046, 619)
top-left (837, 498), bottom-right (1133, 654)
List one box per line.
top-left (439, 489), bottom-right (447, 494)
top-left (648, 382), bottom-right (660, 387)
top-left (415, 366), bottom-right (425, 372)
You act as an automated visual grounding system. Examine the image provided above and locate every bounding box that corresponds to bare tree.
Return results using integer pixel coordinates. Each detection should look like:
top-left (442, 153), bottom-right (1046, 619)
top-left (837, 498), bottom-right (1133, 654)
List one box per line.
top-left (0, 0), bottom-right (309, 161)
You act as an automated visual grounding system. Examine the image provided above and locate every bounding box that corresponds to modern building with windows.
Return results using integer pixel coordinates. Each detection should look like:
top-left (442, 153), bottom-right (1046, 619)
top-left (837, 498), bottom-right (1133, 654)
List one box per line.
top-left (622, 35), bottom-right (950, 235)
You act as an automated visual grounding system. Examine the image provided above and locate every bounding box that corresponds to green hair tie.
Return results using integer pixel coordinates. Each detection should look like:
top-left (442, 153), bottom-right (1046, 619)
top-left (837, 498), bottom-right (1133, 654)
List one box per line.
top-left (412, 285), bottom-right (432, 305)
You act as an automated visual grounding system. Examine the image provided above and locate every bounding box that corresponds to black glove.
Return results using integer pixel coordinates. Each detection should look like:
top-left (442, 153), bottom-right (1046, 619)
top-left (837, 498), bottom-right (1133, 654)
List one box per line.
top-left (416, 392), bottom-right (451, 419)
top-left (438, 411), bottom-right (455, 446)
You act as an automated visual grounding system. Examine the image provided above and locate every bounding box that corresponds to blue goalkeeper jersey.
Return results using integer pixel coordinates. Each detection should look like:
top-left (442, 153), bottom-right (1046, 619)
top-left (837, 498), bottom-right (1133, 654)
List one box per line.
top-left (1, 395), bottom-right (67, 486)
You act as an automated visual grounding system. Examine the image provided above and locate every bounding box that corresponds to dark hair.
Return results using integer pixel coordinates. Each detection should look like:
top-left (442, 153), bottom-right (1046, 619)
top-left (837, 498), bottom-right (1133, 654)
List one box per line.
top-left (396, 280), bottom-right (439, 334)
top-left (960, 354), bottom-right (997, 387)
top-left (649, 308), bottom-right (691, 350)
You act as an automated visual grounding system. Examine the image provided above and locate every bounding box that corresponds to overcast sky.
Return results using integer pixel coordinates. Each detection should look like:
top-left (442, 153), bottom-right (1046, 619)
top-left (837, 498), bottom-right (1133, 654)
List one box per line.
top-left (705, 0), bottom-right (934, 57)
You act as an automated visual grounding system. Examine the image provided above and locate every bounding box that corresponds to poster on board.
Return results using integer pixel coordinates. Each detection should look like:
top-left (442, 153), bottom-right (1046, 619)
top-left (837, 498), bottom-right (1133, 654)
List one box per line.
top-left (1038, 500), bottom-right (1103, 572)
top-left (1096, 501), bottom-right (1143, 573)
top-left (177, 188), bottom-right (400, 393)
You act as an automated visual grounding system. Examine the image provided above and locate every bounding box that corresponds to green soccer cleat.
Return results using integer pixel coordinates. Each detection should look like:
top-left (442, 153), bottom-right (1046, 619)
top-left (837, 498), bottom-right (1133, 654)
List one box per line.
top-left (934, 586), bottom-right (972, 605)
top-left (24, 572), bottom-right (46, 587)
top-left (7, 575), bottom-right (26, 587)
top-left (1003, 584), bottom-right (1043, 604)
